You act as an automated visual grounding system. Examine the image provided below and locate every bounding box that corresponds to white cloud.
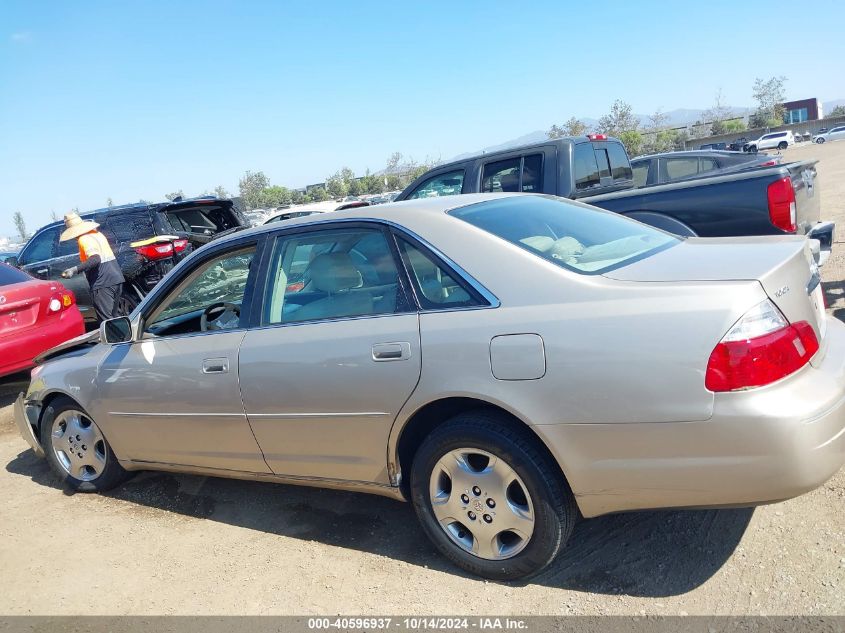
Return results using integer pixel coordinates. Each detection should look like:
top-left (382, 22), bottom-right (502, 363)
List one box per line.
top-left (10, 31), bottom-right (32, 43)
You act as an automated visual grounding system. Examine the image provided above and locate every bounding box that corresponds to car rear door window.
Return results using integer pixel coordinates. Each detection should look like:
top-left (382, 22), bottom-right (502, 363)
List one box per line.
top-left (699, 157), bottom-right (718, 174)
top-left (481, 154), bottom-right (543, 193)
top-left (263, 227), bottom-right (411, 325)
top-left (574, 143), bottom-right (600, 190)
top-left (663, 158), bottom-right (699, 181)
top-left (407, 170), bottom-right (465, 200)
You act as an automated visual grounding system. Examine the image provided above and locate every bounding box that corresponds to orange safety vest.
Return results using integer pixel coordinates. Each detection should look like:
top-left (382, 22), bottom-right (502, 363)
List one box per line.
top-left (77, 231), bottom-right (117, 263)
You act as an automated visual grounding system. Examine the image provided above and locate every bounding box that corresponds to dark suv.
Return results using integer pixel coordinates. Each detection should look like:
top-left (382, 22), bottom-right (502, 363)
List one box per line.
top-left (10, 197), bottom-right (246, 322)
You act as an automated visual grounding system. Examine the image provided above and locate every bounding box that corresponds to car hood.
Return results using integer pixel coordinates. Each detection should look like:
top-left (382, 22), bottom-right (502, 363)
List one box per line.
top-left (34, 329), bottom-right (100, 365)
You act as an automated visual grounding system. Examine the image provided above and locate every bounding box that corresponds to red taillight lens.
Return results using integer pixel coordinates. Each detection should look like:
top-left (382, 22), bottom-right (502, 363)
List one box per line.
top-left (135, 243), bottom-right (175, 260)
top-left (587, 134), bottom-right (607, 140)
top-left (173, 239), bottom-right (188, 252)
top-left (767, 176), bottom-right (796, 232)
top-left (49, 291), bottom-right (75, 313)
top-left (706, 319), bottom-right (819, 392)
top-left (758, 160), bottom-right (777, 167)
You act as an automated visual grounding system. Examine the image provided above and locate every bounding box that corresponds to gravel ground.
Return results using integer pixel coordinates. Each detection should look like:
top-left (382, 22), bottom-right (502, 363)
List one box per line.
top-left (1, 141), bottom-right (844, 615)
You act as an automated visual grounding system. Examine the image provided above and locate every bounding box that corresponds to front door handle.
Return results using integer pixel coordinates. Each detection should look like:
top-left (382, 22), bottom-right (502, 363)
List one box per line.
top-left (202, 357), bottom-right (229, 374)
top-left (36, 268), bottom-right (49, 276)
top-left (372, 342), bottom-right (412, 362)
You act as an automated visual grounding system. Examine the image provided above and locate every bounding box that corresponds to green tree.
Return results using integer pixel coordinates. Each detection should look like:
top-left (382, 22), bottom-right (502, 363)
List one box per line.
top-left (325, 171), bottom-right (349, 198)
top-left (597, 100), bottom-right (639, 136)
top-left (702, 88), bottom-right (733, 135)
top-left (290, 190), bottom-right (306, 205)
top-left (548, 117), bottom-right (588, 139)
top-left (348, 178), bottom-right (364, 196)
top-left (750, 76), bottom-right (787, 128)
top-left (238, 171), bottom-right (270, 210)
top-left (618, 130), bottom-right (643, 157)
top-left (12, 211), bottom-right (28, 242)
top-left (260, 185), bottom-right (292, 208)
top-left (214, 185), bottom-right (230, 199)
top-left (722, 119), bottom-right (746, 133)
top-left (827, 105), bottom-right (845, 119)
top-left (164, 190), bottom-right (184, 201)
top-left (309, 187), bottom-right (329, 202)
top-left (361, 170), bottom-right (384, 194)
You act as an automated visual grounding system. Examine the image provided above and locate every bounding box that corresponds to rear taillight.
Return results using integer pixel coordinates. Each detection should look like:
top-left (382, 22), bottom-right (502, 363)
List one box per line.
top-left (767, 176), bottom-right (797, 232)
top-left (135, 242), bottom-right (175, 260)
top-left (173, 239), bottom-right (188, 253)
top-left (705, 299), bottom-right (818, 392)
top-left (758, 160), bottom-right (778, 167)
top-left (587, 134), bottom-right (607, 140)
top-left (49, 291), bottom-right (76, 313)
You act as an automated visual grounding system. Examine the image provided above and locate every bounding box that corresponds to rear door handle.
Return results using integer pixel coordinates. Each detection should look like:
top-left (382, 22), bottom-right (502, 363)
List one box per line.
top-left (202, 357), bottom-right (229, 374)
top-left (372, 342), bottom-right (412, 362)
top-left (36, 268), bottom-right (49, 276)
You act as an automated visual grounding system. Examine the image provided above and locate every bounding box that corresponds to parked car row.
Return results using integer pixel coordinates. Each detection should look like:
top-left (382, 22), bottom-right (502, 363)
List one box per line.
top-left (395, 135), bottom-right (833, 264)
top-left (13, 192), bottom-right (845, 582)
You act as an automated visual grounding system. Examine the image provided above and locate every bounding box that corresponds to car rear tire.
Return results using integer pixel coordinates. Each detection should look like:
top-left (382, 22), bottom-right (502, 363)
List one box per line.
top-left (749, 145), bottom-right (758, 153)
top-left (117, 289), bottom-right (140, 317)
top-left (410, 410), bottom-right (576, 580)
top-left (40, 397), bottom-right (131, 492)
top-left (778, 141), bottom-right (788, 150)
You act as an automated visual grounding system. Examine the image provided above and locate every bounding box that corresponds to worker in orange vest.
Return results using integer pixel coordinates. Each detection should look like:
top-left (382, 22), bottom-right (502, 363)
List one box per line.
top-left (59, 212), bottom-right (126, 321)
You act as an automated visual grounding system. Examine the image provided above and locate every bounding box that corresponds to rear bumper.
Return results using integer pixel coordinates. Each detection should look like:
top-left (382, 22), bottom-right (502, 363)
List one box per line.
top-left (539, 318), bottom-right (845, 518)
top-left (14, 393), bottom-right (45, 459)
top-left (0, 308), bottom-right (85, 376)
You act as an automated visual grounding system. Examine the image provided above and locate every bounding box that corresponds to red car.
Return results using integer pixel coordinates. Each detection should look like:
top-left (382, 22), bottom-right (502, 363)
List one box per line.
top-left (0, 263), bottom-right (85, 378)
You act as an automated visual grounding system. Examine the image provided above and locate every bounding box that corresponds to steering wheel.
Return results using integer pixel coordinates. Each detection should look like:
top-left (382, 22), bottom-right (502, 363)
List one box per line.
top-left (200, 302), bottom-right (241, 332)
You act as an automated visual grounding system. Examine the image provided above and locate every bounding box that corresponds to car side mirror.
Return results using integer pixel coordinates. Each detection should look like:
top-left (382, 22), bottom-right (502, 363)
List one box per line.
top-left (5, 256), bottom-right (18, 267)
top-left (100, 317), bottom-right (133, 344)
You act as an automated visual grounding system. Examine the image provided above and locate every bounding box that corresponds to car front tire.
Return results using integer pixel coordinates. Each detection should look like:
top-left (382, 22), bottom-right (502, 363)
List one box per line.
top-left (40, 397), bottom-right (131, 492)
top-left (778, 141), bottom-right (788, 150)
top-left (410, 410), bottom-right (576, 580)
top-left (817, 137), bottom-right (825, 144)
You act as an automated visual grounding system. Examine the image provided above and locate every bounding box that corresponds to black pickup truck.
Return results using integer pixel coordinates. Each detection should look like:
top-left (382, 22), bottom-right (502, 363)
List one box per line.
top-left (396, 136), bottom-right (833, 264)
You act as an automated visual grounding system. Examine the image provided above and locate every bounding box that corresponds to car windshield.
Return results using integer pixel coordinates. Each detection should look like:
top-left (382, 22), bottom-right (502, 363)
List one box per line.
top-left (0, 263), bottom-right (31, 287)
top-left (449, 196), bottom-right (679, 274)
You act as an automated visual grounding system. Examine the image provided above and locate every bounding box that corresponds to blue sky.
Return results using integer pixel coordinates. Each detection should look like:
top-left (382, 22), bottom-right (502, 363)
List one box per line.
top-left (2, 0), bottom-right (844, 238)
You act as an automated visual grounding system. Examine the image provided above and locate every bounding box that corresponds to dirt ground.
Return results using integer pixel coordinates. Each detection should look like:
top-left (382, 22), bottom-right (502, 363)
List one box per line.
top-left (1, 142), bottom-right (844, 616)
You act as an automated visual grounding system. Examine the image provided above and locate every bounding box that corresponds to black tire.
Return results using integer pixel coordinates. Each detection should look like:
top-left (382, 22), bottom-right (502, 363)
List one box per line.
top-left (778, 141), bottom-right (788, 150)
top-left (410, 410), bottom-right (576, 581)
top-left (117, 288), bottom-right (140, 317)
top-left (817, 137), bottom-right (825, 144)
top-left (749, 145), bottom-right (758, 154)
top-left (40, 397), bottom-right (131, 492)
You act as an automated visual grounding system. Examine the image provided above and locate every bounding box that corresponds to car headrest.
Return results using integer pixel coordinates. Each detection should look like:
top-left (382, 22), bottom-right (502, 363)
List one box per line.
top-left (307, 253), bottom-right (362, 293)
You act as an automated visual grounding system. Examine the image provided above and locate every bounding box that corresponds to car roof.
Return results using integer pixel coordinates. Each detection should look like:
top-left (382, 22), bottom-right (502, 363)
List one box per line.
top-left (228, 193), bottom-right (518, 244)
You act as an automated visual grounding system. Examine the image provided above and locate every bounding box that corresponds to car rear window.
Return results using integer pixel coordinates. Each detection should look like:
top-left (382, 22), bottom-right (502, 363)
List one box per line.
top-left (0, 263), bottom-right (31, 287)
top-left (449, 196), bottom-right (679, 275)
top-left (105, 209), bottom-right (156, 243)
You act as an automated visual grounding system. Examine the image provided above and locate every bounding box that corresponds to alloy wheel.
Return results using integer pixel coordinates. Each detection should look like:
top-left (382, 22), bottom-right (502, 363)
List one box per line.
top-left (428, 448), bottom-right (534, 560)
top-left (51, 410), bottom-right (108, 482)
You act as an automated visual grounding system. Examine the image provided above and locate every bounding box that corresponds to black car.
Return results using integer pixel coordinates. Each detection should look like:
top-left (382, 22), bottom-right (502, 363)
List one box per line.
top-left (9, 197), bottom-right (246, 322)
top-left (698, 142), bottom-right (727, 150)
top-left (728, 137), bottom-right (749, 152)
top-left (630, 150), bottom-right (782, 187)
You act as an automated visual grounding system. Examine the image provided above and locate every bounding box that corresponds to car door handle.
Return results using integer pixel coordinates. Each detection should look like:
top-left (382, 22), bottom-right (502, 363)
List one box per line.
top-left (36, 268), bottom-right (49, 276)
top-left (372, 342), bottom-right (411, 362)
top-left (202, 357), bottom-right (229, 374)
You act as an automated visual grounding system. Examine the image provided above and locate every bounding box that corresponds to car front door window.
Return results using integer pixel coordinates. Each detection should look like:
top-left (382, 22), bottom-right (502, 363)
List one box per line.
top-left (19, 227), bottom-right (58, 265)
top-left (145, 246), bottom-right (256, 336)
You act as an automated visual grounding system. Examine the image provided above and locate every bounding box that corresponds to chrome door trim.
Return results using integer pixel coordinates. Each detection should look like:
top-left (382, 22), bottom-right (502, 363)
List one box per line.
top-left (110, 411), bottom-right (246, 418)
top-left (247, 412), bottom-right (390, 419)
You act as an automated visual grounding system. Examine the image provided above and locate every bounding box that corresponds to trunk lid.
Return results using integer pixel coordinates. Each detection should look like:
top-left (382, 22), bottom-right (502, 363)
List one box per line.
top-left (0, 279), bottom-right (59, 337)
top-left (604, 235), bottom-right (826, 340)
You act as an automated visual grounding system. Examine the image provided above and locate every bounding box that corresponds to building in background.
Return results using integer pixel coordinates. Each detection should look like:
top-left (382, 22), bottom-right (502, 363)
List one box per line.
top-left (783, 98), bottom-right (823, 123)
